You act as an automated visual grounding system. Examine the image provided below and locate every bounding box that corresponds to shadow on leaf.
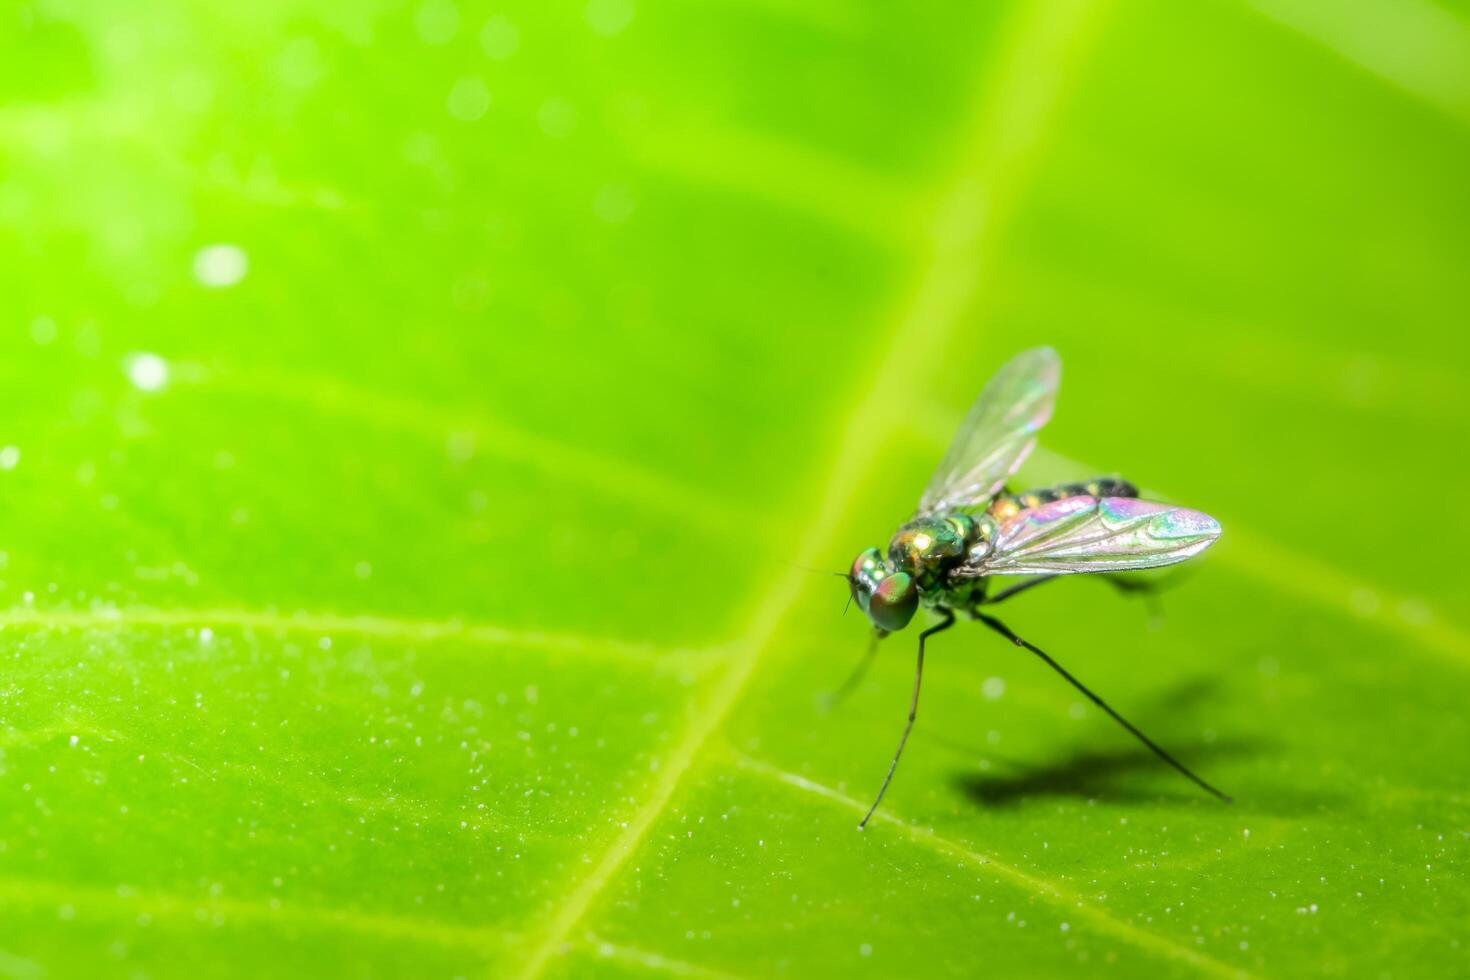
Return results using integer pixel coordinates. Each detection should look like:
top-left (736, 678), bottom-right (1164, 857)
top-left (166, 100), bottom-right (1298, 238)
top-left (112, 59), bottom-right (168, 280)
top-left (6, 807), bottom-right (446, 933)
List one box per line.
top-left (951, 738), bottom-right (1262, 808)
top-left (933, 677), bottom-right (1288, 808)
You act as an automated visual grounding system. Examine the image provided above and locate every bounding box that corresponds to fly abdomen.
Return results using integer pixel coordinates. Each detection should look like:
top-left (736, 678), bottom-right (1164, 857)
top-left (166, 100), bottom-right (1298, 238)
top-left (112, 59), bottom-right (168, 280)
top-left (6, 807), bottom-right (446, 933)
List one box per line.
top-left (989, 477), bottom-right (1138, 521)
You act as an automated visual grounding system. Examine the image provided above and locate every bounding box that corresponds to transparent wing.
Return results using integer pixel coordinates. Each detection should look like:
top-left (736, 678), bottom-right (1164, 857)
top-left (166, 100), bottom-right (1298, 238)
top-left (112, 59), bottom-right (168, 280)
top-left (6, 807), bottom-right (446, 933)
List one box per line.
top-left (917, 347), bottom-right (1061, 516)
top-left (971, 496), bottom-right (1221, 576)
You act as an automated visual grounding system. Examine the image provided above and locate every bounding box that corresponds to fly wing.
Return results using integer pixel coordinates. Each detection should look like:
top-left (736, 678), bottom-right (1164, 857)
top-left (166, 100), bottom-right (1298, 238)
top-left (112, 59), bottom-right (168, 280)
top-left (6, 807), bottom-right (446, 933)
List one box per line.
top-left (972, 496), bottom-right (1221, 576)
top-left (917, 347), bottom-right (1060, 516)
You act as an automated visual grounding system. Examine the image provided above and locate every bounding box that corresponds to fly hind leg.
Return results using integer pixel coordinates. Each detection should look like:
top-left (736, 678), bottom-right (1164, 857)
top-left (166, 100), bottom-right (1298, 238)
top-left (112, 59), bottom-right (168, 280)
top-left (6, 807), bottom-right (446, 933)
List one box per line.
top-left (977, 570), bottom-right (1193, 627)
top-left (973, 610), bottom-right (1231, 802)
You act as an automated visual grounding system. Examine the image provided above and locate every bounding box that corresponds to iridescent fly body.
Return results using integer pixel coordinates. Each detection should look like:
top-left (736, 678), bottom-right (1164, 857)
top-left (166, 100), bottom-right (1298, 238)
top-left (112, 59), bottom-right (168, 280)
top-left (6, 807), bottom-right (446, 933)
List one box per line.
top-left (843, 348), bottom-right (1228, 827)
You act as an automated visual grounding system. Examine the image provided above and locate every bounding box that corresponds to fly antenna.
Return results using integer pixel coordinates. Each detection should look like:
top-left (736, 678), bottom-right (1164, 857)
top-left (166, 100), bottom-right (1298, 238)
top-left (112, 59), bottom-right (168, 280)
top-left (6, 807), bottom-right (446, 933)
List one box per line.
top-left (860, 608), bottom-right (955, 828)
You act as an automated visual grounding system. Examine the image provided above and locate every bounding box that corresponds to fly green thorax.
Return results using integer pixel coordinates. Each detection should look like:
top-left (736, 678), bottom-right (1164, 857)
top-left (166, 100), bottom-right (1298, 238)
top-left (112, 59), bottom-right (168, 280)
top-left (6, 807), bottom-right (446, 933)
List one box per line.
top-left (886, 513), bottom-right (976, 590)
top-left (848, 513), bottom-right (998, 633)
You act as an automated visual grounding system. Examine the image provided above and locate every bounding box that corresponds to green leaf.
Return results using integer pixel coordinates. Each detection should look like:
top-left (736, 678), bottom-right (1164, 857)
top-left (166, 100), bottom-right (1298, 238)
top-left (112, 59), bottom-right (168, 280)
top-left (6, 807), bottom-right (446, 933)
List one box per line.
top-left (2, 0), bottom-right (1468, 978)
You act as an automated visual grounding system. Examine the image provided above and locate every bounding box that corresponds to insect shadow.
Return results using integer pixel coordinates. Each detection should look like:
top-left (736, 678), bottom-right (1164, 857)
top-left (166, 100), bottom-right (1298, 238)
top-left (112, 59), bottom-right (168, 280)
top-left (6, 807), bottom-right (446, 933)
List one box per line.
top-left (953, 739), bottom-right (1262, 808)
top-left (939, 679), bottom-right (1269, 808)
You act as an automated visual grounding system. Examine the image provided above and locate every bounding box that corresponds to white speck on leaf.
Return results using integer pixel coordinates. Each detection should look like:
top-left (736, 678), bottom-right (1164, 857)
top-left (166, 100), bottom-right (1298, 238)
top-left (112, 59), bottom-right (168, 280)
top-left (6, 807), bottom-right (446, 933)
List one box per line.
top-left (447, 77), bottom-right (490, 121)
top-left (276, 36), bottom-right (325, 89)
top-left (1397, 599), bottom-right (1432, 626)
top-left (29, 316), bottom-right (57, 345)
top-left (125, 352), bottom-right (170, 392)
top-left (480, 16), bottom-right (519, 59)
top-left (193, 244), bottom-right (248, 288)
top-left (538, 97), bottom-right (578, 138)
top-left (585, 0), bottom-right (634, 36)
top-left (414, 0), bottom-right (459, 43)
top-left (593, 183), bottom-right (635, 224)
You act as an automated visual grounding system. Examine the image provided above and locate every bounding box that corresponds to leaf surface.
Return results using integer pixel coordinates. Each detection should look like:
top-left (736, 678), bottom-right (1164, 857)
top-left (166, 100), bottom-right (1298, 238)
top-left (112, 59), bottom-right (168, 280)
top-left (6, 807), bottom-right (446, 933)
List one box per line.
top-left (2, 1), bottom-right (1468, 978)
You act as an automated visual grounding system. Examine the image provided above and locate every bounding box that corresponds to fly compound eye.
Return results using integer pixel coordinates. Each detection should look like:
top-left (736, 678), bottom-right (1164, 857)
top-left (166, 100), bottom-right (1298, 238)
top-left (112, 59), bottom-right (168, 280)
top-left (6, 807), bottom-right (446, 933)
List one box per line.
top-left (848, 546), bottom-right (885, 614)
top-left (868, 572), bottom-right (917, 632)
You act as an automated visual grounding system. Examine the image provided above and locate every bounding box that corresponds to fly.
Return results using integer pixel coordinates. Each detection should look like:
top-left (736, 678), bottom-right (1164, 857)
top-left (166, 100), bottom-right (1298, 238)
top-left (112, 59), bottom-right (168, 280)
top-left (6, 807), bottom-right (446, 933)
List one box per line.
top-left (844, 346), bottom-right (1229, 828)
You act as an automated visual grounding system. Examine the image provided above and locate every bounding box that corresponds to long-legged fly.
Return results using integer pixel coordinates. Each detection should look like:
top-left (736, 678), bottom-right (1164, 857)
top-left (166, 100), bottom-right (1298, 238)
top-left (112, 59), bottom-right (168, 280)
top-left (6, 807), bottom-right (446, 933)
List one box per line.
top-left (844, 347), bottom-right (1229, 828)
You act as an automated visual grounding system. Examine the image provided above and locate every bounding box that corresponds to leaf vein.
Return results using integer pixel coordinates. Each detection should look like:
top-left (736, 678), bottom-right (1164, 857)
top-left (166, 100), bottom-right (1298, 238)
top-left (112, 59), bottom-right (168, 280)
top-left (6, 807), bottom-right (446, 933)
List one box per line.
top-left (1245, 0), bottom-right (1470, 125)
top-left (0, 607), bottom-right (716, 670)
top-left (195, 365), bottom-right (758, 545)
top-left (731, 752), bottom-right (1253, 980)
top-left (580, 934), bottom-right (749, 980)
top-left (0, 875), bottom-right (510, 952)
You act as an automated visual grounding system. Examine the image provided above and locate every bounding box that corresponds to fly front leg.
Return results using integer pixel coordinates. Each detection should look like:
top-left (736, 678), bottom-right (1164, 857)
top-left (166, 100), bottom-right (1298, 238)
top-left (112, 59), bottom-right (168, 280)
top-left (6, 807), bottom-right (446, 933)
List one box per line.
top-left (822, 629), bottom-right (884, 711)
top-left (859, 606), bottom-right (955, 829)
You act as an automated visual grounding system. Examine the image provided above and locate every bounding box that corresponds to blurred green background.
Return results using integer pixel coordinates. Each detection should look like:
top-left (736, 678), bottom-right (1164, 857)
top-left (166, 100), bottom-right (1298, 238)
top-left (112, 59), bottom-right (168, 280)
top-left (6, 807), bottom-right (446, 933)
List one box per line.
top-left (2, 0), bottom-right (1468, 977)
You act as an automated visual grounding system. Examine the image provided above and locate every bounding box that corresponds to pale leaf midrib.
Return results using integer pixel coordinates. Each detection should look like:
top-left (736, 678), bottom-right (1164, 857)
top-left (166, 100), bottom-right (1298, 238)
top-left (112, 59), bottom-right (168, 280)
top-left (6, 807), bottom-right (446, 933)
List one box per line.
top-left (509, 3), bottom-right (1119, 977)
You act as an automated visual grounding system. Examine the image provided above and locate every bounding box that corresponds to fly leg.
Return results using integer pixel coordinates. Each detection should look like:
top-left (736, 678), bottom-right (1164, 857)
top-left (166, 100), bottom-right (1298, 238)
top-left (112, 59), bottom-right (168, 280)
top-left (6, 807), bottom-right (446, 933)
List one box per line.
top-left (979, 572), bottom-right (1189, 627)
top-left (1101, 569), bottom-right (1193, 626)
top-left (972, 610), bottom-right (1232, 803)
top-left (821, 629), bottom-right (884, 710)
top-left (859, 607), bottom-right (955, 829)
top-left (980, 575), bottom-right (1058, 606)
